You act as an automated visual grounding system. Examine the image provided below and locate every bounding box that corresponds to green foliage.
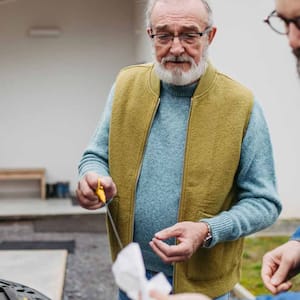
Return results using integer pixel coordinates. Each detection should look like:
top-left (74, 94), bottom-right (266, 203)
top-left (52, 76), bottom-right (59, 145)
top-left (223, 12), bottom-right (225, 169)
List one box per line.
top-left (241, 236), bottom-right (300, 295)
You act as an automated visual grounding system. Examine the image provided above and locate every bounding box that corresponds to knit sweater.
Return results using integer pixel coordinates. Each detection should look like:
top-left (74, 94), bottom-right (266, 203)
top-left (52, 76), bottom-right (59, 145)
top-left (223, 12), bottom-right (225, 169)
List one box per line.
top-left (78, 72), bottom-right (282, 277)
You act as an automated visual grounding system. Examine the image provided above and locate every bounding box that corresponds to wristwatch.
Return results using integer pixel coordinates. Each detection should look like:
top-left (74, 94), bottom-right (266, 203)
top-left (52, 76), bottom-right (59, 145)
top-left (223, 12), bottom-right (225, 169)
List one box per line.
top-left (201, 222), bottom-right (213, 248)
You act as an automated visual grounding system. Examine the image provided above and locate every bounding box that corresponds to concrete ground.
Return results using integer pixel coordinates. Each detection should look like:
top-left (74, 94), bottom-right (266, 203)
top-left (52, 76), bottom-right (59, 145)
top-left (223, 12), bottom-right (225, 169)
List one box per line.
top-left (0, 198), bottom-right (118, 300)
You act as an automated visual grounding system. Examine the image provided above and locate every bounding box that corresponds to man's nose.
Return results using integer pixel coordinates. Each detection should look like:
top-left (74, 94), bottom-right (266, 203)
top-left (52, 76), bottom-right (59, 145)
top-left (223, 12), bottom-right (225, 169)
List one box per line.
top-left (288, 23), bottom-right (300, 49)
top-left (169, 37), bottom-right (185, 55)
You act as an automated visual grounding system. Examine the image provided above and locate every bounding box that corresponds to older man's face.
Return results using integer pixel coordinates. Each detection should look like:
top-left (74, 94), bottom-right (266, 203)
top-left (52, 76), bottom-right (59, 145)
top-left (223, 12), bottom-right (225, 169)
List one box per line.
top-left (276, 0), bottom-right (300, 76)
top-left (148, 0), bottom-right (216, 85)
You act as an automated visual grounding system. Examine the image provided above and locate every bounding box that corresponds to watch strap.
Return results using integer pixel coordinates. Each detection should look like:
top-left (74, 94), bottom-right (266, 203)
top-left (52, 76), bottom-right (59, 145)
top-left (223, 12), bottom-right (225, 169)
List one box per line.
top-left (201, 222), bottom-right (212, 248)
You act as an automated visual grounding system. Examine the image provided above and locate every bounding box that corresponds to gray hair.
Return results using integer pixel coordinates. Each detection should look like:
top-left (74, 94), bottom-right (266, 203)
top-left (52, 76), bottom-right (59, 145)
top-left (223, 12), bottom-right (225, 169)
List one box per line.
top-left (145, 0), bottom-right (214, 28)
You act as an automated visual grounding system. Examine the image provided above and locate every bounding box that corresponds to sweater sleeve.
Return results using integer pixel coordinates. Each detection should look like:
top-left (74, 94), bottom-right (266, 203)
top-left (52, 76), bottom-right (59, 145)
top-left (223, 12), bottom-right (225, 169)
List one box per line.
top-left (201, 100), bottom-right (282, 247)
top-left (256, 292), bottom-right (300, 300)
top-left (78, 84), bottom-right (115, 178)
top-left (291, 227), bottom-right (300, 240)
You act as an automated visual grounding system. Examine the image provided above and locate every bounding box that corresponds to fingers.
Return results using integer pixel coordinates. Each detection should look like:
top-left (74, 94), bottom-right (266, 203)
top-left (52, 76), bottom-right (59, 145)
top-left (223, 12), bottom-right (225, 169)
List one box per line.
top-left (275, 281), bottom-right (293, 294)
top-left (271, 259), bottom-right (292, 287)
top-left (149, 222), bottom-right (205, 263)
top-left (154, 222), bottom-right (204, 244)
top-left (261, 241), bottom-right (299, 294)
top-left (261, 253), bottom-right (280, 294)
top-left (149, 290), bottom-right (168, 300)
top-left (76, 180), bottom-right (102, 210)
top-left (154, 224), bottom-right (182, 240)
top-left (76, 172), bottom-right (117, 210)
top-left (99, 176), bottom-right (117, 200)
top-left (149, 238), bottom-right (190, 263)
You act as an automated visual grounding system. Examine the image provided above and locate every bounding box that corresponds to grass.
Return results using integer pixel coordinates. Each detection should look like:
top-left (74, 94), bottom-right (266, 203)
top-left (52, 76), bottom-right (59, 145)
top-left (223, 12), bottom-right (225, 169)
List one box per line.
top-left (241, 236), bottom-right (300, 296)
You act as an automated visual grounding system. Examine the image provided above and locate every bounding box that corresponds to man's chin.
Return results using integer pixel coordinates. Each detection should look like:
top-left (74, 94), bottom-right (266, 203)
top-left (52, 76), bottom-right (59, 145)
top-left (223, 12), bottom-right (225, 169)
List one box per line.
top-left (167, 67), bottom-right (188, 77)
top-left (159, 70), bottom-right (195, 86)
top-left (164, 63), bottom-right (190, 73)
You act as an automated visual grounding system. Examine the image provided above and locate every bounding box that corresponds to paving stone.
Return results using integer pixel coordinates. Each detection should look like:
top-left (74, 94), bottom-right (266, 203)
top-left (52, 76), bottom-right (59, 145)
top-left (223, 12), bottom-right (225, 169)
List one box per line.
top-left (0, 219), bottom-right (118, 300)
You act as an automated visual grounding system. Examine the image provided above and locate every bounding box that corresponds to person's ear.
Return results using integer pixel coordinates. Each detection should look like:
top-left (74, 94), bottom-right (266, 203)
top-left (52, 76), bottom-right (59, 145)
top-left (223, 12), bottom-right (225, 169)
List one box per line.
top-left (208, 27), bottom-right (217, 44)
top-left (147, 27), bottom-right (152, 38)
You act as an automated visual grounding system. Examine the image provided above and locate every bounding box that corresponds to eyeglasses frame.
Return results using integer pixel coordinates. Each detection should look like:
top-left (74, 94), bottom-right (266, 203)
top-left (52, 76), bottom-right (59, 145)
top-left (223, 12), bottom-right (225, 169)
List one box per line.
top-left (264, 10), bottom-right (300, 35)
top-left (150, 27), bottom-right (212, 45)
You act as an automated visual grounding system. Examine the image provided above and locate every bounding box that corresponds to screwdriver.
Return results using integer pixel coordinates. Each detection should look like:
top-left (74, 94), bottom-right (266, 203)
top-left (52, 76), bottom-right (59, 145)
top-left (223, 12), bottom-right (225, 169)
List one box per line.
top-left (95, 178), bottom-right (123, 249)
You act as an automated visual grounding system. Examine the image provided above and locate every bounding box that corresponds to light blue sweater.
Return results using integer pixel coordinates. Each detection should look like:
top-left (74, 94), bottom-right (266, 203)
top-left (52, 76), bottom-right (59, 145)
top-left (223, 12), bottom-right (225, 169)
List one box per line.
top-left (79, 80), bottom-right (282, 276)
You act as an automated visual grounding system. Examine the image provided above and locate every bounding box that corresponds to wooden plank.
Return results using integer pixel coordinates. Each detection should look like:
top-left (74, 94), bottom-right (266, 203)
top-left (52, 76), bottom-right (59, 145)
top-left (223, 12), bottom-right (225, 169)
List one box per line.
top-left (0, 168), bottom-right (46, 199)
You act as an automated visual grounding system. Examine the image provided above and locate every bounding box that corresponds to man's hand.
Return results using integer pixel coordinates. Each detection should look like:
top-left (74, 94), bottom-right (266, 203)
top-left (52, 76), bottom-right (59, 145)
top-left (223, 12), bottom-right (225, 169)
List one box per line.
top-left (149, 221), bottom-right (208, 263)
top-left (261, 240), bottom-right (300, 294)
top-left (76, 172), bottom-right (117, 210)
top-left (149, 290), bottom-right (211, 300)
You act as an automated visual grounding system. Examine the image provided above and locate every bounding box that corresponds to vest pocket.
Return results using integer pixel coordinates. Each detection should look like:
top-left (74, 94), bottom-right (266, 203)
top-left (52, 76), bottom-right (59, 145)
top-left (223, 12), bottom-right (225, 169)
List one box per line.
top-left (186, 239), bottom-right (244, 281)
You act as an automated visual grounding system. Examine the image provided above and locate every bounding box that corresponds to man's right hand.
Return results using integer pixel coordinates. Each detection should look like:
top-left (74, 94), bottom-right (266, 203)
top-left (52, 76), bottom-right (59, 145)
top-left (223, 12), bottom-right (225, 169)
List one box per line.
top-left (261, 240), bottom-right (300, 294)
top-left (76, 172), bottom-right (117, 210)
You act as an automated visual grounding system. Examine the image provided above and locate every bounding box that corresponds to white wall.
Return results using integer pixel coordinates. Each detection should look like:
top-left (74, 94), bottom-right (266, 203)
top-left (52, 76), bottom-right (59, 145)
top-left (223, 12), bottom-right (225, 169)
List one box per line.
top-left (209, 0), bottom-right (300, 219)
top-left (134, 0), bottom-right (152, 63)
top-left (0, 0), bottom-right (135, 193)
top-left (135, 0), bottom-right (300, 219)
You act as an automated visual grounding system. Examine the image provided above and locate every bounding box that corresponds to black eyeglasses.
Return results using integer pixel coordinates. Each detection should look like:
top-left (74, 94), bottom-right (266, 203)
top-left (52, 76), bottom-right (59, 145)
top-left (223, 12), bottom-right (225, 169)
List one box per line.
top-left (264, 10), bottom-right (300, 35)
top-left (150, 28), bottom-right (211, 46)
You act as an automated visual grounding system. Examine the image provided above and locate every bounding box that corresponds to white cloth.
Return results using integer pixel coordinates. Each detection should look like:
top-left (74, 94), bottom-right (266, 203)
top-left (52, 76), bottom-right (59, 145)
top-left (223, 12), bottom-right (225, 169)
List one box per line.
top-left (112, 243), bottom-right (172, 300)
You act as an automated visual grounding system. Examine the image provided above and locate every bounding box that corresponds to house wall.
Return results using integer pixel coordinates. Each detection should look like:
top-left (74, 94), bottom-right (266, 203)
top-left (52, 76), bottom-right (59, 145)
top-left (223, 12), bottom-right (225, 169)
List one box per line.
top-left (0, 0), bottom-right (135, 194)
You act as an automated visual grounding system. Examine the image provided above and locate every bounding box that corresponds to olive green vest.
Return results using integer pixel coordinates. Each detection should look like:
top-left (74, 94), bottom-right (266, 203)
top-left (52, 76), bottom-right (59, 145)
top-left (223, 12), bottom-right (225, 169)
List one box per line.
top-left (108, 63), bottom-right (253, 297)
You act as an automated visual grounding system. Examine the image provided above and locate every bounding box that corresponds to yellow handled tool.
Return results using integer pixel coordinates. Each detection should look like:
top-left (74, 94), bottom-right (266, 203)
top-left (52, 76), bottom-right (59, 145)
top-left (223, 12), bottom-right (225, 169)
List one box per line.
top-left (95, 178), bottom-right (123, 249)
top-left (96, 178), bottom-right (106, 203)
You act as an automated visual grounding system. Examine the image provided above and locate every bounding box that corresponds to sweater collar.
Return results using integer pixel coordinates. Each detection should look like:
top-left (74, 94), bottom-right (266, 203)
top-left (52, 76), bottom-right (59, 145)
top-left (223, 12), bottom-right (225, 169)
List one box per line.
top-left (161, 81), bottom-right (198, 98)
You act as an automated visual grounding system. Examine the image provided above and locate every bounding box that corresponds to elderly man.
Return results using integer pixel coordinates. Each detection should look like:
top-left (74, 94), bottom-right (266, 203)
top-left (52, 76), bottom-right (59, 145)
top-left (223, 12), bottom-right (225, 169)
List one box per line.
top-left (76, 0), bottom-right (281, 299)
top-left (150, 0), bottom-right (300, 299)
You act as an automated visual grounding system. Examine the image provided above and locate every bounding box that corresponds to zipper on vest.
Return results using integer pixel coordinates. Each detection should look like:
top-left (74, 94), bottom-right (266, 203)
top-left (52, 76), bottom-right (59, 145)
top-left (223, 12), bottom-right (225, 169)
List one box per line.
top-left (173, 96), bottom-right (193, 291)
top-left (130, 97), bottom-right (161, 242)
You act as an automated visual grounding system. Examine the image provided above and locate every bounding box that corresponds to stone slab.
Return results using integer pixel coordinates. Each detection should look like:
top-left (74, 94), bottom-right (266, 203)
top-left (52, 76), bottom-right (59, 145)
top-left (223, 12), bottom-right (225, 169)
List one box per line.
top-left (0, 249), bottom-right (67, 300)
top-left (0, 198), bottom-right (104, 219)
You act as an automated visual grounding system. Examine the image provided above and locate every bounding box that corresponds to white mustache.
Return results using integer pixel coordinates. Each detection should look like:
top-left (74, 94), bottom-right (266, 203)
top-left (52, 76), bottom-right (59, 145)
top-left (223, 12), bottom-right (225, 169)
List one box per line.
top-left (162, 56), bottom-right (193, 63)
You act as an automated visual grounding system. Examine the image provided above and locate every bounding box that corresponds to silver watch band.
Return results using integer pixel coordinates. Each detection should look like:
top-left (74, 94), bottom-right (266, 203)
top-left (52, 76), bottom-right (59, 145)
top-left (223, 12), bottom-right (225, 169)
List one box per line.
top-left (201, 222), bottom-right (212, 248)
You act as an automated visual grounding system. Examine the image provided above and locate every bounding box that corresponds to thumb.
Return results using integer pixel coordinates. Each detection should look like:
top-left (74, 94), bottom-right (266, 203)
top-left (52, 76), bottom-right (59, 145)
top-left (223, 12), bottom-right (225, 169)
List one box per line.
top-left (155, 224), bottom-right (180, 240)
top-left (271, 263), bottom-right (290, 286)
top-left (148, 290), bottom-right (166, 300)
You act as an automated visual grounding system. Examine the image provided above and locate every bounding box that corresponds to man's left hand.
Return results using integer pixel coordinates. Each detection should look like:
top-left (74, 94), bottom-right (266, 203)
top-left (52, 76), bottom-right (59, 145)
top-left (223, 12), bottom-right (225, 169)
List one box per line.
top-left (149, 221), bottom-right (208, 263)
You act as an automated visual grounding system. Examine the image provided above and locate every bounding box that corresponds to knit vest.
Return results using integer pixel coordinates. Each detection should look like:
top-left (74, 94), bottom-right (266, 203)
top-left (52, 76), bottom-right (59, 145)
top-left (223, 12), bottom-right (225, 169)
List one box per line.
top-left (108, 63), bottom-right (253, 297)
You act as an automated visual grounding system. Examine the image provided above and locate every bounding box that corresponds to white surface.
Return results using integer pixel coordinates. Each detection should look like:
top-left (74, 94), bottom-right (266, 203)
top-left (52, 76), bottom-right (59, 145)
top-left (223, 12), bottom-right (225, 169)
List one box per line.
top-left (0, 250), bottom-right (67, 300)
top-left (0, 0), bottom-right (135, 192)
top-left (0, 198), bottom-right (105, 217)
top-left (208, 0), bottom-right (300, 219)
top-left (112, 243), bottom-right (172, 300)
top-left (233, 283), bottom-right (255, 300)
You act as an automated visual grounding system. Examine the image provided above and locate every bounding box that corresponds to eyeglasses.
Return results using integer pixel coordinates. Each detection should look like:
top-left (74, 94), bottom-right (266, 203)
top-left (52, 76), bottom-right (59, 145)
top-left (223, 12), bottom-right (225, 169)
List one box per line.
top-left (150, 28), bottom-right (211, 46)
top-left (264, 10), bottom-right (300, 35)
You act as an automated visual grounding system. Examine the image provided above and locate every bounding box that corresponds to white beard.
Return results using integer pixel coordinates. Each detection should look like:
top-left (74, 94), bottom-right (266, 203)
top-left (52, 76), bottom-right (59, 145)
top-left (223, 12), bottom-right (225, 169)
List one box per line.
top-left (153, 45), bottom-right (209, 86)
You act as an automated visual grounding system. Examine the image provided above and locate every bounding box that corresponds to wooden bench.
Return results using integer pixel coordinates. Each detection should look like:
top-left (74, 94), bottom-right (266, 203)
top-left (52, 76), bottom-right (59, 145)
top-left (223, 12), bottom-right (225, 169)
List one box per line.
top-left (0, 168), bottom-right (46, 199)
